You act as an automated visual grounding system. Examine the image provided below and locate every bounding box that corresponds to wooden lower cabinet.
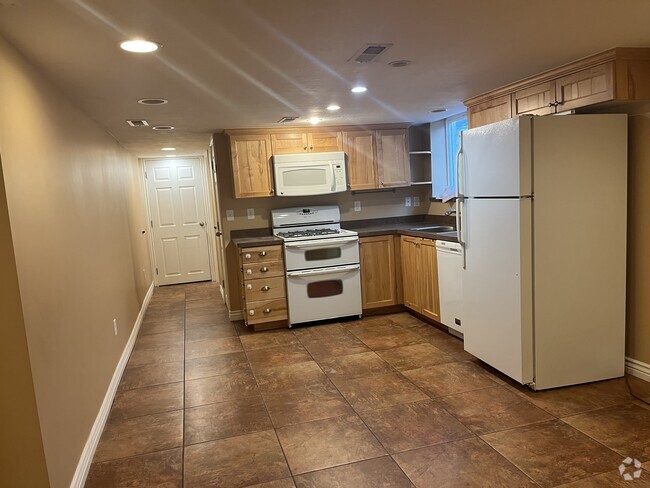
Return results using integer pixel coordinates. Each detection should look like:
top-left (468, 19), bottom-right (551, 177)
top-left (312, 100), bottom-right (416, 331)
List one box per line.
top-left (400, 236), bottom-right (440, 322)
top-left (239, 245), bottom-right (288, 330)
top-left (359, 235), bottom-right (398, 310)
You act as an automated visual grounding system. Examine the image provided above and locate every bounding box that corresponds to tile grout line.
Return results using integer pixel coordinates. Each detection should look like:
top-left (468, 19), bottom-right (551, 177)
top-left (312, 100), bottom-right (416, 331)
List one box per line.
top-left (181, 288), bottom-right (187, 486)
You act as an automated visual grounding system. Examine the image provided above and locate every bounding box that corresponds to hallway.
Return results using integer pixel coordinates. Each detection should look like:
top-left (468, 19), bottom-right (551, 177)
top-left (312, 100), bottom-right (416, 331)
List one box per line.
top-left (86, 282), bottom-right (650, 487)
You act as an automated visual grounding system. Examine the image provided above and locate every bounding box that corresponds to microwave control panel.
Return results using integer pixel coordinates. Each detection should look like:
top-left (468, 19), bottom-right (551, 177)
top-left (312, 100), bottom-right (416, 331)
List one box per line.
top-left (334, 164), bottom-right (346, 190)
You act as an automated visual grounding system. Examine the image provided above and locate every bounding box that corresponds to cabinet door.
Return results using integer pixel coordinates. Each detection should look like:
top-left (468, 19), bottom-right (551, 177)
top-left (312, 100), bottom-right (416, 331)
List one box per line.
top-left (556, 62), bottom-right (614, 111)
top-left (308, 131), bottom-right (342, 152)
top-left (513, 81), bottom-right (556, 116)
top-left (271, 132), bottom-right (309, 154)
top-left (419, 239), bottom-right (441, 322)
top-left (377, 129), bottom-right (410, 187)
top-left (343, 130), bottom-right (377, 190)
top-left (401, 236), bottom-right (420, 311)
top-left (230, 135), bottom-right (273, 198)
top-left (468, 95), bottom-right (512, 129)
top-left (360, 235), bottom-right (397, 309)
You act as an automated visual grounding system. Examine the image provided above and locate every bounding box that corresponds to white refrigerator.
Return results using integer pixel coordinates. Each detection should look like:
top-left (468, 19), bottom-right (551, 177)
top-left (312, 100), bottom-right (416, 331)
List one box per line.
top-left (458, 114), bottom-right (628, 390)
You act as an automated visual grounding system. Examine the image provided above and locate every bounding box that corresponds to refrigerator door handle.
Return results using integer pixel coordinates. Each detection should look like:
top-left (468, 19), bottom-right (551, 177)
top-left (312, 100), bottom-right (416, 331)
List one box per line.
top-left (456, 133), bottom-right (466, 269)
top-left (458, 197), bottom-right (466, 269)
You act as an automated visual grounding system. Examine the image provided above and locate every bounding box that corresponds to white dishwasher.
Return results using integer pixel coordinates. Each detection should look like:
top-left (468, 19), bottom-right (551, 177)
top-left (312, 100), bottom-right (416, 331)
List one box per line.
top-left (436, 240), bottom-right (463, 335)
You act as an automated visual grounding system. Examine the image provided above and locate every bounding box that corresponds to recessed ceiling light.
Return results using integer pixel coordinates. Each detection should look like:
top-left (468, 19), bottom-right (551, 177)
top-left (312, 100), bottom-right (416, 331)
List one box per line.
top-left (327, 105), bottom-right (341, 111)
top-left (152, 125), bottom-right (175, 131)
top-left (351, 86), bottom-right (367, 93)
top-left (161, 147), bottom-right (176, 151)
top-left (138, 98), bottom-right (168, 105)
top-left (431, 108), bottom-right (448, 113)
top-left (120, 39), bottom-right (161, 53)
top-left (308, 117), bottom-right (321, 125)
top-left (388, 59), bottom-right (411, 68)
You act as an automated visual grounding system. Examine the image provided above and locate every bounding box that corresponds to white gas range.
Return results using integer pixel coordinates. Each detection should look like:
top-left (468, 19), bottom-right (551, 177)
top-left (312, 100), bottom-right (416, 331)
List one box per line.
top-left (271, 206), bottom-right (362, 326)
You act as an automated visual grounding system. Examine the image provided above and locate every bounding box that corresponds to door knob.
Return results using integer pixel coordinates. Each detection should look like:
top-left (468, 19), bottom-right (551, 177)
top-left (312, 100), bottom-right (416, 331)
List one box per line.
top-left (199, 222), bottom-right (205, 227)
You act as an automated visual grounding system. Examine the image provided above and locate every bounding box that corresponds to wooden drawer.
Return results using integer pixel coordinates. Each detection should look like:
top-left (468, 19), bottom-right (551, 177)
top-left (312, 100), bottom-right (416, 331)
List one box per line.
top-left (241, 245), bottom-right (283, 263)
top-left (244, 276), bottom-right (286, 302)
top-left (242, 260), bottom-right (284, 280)
top-left (246, 298), bottom-right (288, 325)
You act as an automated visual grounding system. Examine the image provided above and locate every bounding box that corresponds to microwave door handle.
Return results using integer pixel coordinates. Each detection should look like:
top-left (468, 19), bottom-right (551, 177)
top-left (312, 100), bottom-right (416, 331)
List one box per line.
top-left (284, 237), bottom-right (359, 248)
top-left (287, 264), bottom-right (360, 277)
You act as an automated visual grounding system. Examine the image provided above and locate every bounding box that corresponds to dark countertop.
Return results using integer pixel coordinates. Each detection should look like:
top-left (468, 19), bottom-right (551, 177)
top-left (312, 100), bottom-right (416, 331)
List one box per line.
top-left (231, 215), bottom-right (458, 248)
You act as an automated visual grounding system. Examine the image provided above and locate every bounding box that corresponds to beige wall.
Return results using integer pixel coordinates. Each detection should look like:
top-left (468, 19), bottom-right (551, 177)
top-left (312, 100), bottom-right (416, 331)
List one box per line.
top-left (627, 115), bottom-right (650, 364)
top-left (0, 156), bottom-right (50, 487)
top-left (212, 133), bottom-right (432, 311)
top-left (0, 35), bottom-right (151, 487)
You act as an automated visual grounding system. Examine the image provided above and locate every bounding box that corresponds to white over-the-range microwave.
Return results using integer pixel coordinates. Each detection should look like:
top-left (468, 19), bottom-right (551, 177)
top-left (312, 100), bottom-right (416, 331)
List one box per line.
top-left (273, 151), bottom-right (347, 196)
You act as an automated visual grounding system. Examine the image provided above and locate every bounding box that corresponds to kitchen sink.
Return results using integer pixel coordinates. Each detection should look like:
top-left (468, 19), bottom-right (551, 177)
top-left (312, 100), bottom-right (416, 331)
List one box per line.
top-left (409, 225), bottom-right (456, 232)
top-left (436, 230), bottom-right (459, 238)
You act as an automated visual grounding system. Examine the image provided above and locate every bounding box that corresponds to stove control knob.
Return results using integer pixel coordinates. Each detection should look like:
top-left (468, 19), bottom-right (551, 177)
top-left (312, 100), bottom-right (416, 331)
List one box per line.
top-left (246, 284), bottom-right (253, 290)
top-left (244, 253), bottom-right (251, 259)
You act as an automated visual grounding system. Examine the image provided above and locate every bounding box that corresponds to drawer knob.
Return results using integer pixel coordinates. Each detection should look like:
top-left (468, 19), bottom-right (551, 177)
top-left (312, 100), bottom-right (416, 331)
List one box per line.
top-left (249, 310), bottom-right (255, 316)
top-left (259, 251), bottom-right (267, 257)
top-left (261, 286), bottom-right (270, 292)
top-left (263, 308), bottom-right (272, 314)
top-left (246, 269), bottom-right (253, 275)
top-left (246, 284), bottom-right (252, 290)
top-left (260, 266), bottom-right (269, 273)
top-left (244, 253), bottom-right (251, 259)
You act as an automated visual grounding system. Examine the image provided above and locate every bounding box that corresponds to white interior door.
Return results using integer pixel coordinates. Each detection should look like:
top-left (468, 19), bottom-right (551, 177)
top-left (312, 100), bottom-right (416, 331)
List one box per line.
top-left (145, 158), bottom-right (212, 285)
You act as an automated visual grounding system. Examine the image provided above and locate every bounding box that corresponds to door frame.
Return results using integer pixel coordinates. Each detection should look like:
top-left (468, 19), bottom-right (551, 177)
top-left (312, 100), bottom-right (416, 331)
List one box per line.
top-left (140, 156), bottom-right (217, 287)
top-left (207, 141), bottom-right (228, 302)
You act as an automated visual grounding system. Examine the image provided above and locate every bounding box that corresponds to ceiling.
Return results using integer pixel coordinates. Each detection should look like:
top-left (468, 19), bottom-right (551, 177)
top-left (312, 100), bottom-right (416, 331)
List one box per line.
top-left (1, 0), bottom-right (650, 158)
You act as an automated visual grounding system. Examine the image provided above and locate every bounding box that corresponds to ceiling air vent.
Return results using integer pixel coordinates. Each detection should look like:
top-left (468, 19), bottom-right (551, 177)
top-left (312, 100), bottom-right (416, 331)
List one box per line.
top-left (349, 44), bottom-right (393, 63)
top-left (277, 116), bottom-right (299, 123)
top-left (126, 119), bottom-right (149, 127)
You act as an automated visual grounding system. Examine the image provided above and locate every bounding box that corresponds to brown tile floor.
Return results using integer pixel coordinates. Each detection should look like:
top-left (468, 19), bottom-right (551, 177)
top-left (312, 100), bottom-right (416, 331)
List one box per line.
top-left (86, 282), bottom-right (650, 487)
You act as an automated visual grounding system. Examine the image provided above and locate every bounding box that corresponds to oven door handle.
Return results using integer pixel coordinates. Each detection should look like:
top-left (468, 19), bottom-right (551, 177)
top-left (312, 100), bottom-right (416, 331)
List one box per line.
top-left (284, 236), bottom-right (358, 248)
top-left (286, 264), bottom-right (360, 277)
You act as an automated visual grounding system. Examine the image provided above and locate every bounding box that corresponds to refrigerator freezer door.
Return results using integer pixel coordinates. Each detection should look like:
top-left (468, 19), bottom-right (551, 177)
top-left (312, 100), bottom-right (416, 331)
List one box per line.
top-left (461, 117), bottom-right (532, 198)
top-left (462, 198), bottom-right (534, 384)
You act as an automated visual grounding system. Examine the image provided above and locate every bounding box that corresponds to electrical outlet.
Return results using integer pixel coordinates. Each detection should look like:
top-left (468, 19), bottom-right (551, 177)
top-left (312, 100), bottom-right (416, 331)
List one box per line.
top-left (113, 318), bottom-right (118, 336)
top-left (247, 208), bottom-right (255, 219)
top-left (413, 196), bottom-right (420, 207)
top-left (405, 197), bottom-right (412, 207)
top-left (354, 201), bottom-right (361, 212)
top-left (226, 209), bottom-right (234, 221)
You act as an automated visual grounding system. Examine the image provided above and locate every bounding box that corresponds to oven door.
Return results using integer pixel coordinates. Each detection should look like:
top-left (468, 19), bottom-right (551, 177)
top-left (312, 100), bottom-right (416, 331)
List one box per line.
top-left (286, 264), bottom-right (362, 325)
top-left (284, 236), bottom-right (359, 271)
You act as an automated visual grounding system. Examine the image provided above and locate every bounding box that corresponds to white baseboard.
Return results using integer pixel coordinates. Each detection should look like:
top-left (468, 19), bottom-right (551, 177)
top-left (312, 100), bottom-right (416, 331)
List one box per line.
top-left (70, 282), bottom-right (155, 488)
top-left (626, 356), bottom-right (650, 383)
top-left (229, 309), bottom-right (244, 321)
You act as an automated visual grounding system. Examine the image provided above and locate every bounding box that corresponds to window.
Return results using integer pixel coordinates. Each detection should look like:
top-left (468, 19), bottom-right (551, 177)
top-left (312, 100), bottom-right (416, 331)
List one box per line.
top-left (445, 113), bottom-right (468, 194)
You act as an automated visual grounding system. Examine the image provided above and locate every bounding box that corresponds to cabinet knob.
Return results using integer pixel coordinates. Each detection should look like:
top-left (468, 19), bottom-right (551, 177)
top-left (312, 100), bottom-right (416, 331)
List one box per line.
top-left (263, 308), bottom-right (272, 314)
top-left (246, 269), bottom-right (253, 275)
top-left (309, 146), bottom-right (314, 150)
top-left (249, 309), bottom-right (255, 316)
top-left (261, 286), bottom-right (270, 292)
top-left (260, 266), bottom-right (269, 273)
top-left (303, 146), bottom-right (308, 150)
top-left (259, 251), bottom-right (267, 257)
top-left (244, 253), bottom-right (251, 259)
top-left (246, 284), bottom-right (253, 290)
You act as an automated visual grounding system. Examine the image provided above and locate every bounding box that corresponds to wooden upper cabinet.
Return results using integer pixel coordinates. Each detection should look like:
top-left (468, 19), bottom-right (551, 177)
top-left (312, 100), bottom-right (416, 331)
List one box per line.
top-left (230, 135), bottom-right (274, 198)
top-left (376, 129), bottom-right (410, 187)
top-left (360, 235), bottom-right (397, 310)
top-left (343, 130), bottom-right (377, 190)
top-left (468, 95), bottom-right (512, 129)
top-left (270, 132), bottom-right (308, 154)
top-left (308, 131), bottom-right (343, 152)
top-left (555, 62), bottom-right (614, 111)
top-left (513, 81), bottom-right (556, 116)
top-left (271, 130), bottom-right (342, 154)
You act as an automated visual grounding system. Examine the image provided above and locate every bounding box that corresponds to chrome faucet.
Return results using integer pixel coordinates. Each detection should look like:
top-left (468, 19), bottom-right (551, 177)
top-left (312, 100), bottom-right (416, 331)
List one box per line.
top-left (445, 208), bottom-right (457, 216)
